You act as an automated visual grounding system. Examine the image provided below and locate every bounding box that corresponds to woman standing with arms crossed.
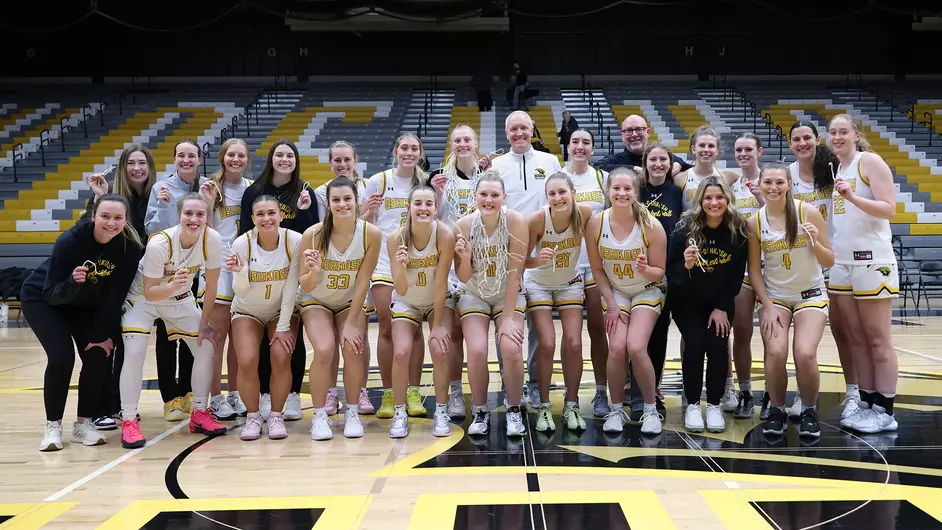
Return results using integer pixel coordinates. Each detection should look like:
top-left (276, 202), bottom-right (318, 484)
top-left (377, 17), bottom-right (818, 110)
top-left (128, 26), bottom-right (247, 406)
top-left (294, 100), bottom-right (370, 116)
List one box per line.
top-left (300, 177), bottom-right (380, 440)
top-left (31, 195), bottom-right (143, 451)
top-left (826, 114), bottom-right (899, 434)
top-left (239, 140), bottom-right (316, 421)
top-left (228, 195), bottom-right (302, 441)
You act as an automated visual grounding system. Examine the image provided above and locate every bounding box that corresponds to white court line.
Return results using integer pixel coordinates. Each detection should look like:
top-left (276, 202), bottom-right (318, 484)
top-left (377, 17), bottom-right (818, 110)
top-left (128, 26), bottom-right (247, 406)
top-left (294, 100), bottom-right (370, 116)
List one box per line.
top-left (44, 421), bottom-right (189, 502)
top-left (894, 345), bottom-right (942, 363)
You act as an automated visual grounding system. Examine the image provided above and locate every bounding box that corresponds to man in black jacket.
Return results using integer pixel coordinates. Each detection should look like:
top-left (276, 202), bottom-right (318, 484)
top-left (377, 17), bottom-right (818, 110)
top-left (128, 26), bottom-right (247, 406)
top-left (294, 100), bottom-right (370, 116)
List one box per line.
top-left (597, 115), bottom-right (692, 174)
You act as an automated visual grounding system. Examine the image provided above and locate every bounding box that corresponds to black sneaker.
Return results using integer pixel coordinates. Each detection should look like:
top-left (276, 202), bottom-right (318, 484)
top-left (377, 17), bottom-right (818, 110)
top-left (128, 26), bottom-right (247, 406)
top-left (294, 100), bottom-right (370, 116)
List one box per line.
top-left (629, 396), bottom-right (644, 422)
top-left (92, 415), bottom-right (118, 431)
top-left (655, 395), bottom-right (666, 416)
top-left (733, 391), bottom-right (755, 419)
top-left (759, 392), bottom-right (772, 420)
top-left (798, 408), bottom-right (821, 438)
top-left (762, 407), bottom-right (787, 435)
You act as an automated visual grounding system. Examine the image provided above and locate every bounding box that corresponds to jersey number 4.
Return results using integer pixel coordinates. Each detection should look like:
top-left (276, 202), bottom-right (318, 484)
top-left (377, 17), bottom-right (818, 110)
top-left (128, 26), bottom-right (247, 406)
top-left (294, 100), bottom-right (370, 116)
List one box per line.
top-left (613, 263), bottom-right (635, 280)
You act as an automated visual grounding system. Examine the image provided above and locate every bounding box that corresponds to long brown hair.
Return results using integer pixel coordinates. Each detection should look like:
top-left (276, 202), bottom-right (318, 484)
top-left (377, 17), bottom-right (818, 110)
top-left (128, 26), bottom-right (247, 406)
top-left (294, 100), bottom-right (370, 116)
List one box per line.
top-left (640, 142), bottom-right (675, 189)
top-left (315, 176), bottom-right (358, 255)
top-left (210, 139), bottom-right (250, 210)
top-left (250, 140), bottom-right (303, 210)
top-left (113, 144), bottom-right (156, 200)
top-left (173, 140), bottom-right (203, 192)
top-left (92, 194), bottom-right (143, 249)
top-left (677, 176), bottom-right (748, 247)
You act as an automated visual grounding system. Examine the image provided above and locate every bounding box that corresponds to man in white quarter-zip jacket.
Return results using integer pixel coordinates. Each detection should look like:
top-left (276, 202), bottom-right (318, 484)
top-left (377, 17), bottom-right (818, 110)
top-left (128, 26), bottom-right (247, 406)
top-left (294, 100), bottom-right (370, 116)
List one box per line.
top-left (492, 110), bottom-right (562, 408)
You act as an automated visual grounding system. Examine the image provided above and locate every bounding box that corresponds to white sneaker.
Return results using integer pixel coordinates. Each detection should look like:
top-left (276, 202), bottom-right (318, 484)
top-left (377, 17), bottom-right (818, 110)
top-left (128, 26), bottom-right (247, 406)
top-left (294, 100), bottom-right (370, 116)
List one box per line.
top-left (388, 410), bottom-right (409, 438)
top-left (841, 393), bottom-right (861, 421)
top-left (284, 392), bottom-right (303, 421)
top-left (72, 421), bottom-right (106, 446)
top-left (468, 408), bottom-right (490, 436)
top-left (259, 393), bottom-right (272, 420)
top-left (640, 409), bottom-right (663, 435)
top-left (210, 394), bottom-right (237, 420)
top-left (310, 410), bottom-right (333, 441)
top-left (227, 391), bottom-right (247, 416)
top-left (39, 421), bottom-right (63, 452)
top-left (602, 408), bottom-right (629, 433)
top-left (526, 384), bottom-right (541, 408)
top-left (788, 393), bottom-right (803, 419)
top-left (848, 406), bottom-right (881, 433)
top-left (343, 407), bottom-right (364, 438)
top-left (506, 409), bottom-right (526, 437)
top-left (721, 385), bottom-right (738, 413)
top-left (684, 404), bottom-right (704, 432)
top-left (706, 403), bottom-right (726, 432)
top-left (873, 406), bottom-right (899, 432)
top-left (841, 401), bottom-right (868, 429)
top-left (433, 408), bottom-right (452, 437)
top-left (447, 388), bottom-right (466, 418)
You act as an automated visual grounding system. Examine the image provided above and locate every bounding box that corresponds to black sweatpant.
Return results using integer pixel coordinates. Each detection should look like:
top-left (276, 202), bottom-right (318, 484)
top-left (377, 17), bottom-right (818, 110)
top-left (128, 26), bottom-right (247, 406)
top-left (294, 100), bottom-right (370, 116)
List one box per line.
top-left (154, 319), bottom-right (194, 402)
top-left (673, 302), bottom-right (731, 406)
top-left (628, 298), bottom-right (671, 401)
top-left (23, 298), bottom-right (109, 421)
top-left (258, 321), bottom-right (307, 394)
top-left (97, 323), bottom-right (124, 417)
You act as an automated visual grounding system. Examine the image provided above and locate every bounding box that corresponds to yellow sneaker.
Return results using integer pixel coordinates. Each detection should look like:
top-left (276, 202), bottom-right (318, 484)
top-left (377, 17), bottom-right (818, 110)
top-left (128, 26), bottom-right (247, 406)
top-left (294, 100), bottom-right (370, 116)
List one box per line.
top-left (181, 393), bottom-right (193, 413)
top-left (406, 387), bottom-right (426, 417)
top-left (164, 398), bottom-right (185, 422)
top-left (376, 390), bottom-right (395, 419)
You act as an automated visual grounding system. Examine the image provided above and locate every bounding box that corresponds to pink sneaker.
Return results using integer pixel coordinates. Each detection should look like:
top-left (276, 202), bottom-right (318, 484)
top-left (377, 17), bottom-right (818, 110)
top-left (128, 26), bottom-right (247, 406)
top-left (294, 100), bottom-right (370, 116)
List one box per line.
top-left (240, 415), bottom-right (262, 441)
top-left (121, 419), bottom-right (145, 449)
top-left (268, 413), bottom-right (288, 440)
top-left (189, 409), bottom-right (227, 437)
top-left (358, 388), bottom-right (374, 414)
top-left (325, 392), bottom-right (339, 415)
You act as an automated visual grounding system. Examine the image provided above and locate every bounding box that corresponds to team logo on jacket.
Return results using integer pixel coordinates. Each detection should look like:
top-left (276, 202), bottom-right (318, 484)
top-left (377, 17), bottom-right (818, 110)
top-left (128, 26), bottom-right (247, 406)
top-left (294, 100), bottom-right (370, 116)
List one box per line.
top-left (535, 168), bottom-right (546, 179)
top-left (876, 266), bottom-right (892, 277)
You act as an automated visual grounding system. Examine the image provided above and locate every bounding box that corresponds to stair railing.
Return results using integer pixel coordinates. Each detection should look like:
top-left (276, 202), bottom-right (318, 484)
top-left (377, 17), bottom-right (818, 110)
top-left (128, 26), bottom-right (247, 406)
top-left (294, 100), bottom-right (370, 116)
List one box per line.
top-left (12, 143), bottom-right (23, 182)
top-left (924, 112), bottom-right (935, 146)
top-left (775, 125), bottom-right (785, 159)
top-left (906, 100), bottom-right (916, 133)
top-left (763, 113), bottom-right (774, 145)
top-left (59, 116), bottom-right (70, 152)
top-left (607, 126), bottom-right (614, 155)
top-left (39, 129), bottom-right (51, 166)
top-left (202, 142), bottom-right (212, 176)
top-left (82, 105), bottom-right (93, 138)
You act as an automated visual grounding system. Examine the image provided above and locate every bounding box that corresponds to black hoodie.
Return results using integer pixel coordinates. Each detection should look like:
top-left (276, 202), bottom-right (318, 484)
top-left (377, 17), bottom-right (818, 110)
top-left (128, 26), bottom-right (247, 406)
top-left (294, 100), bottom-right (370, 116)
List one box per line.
top-left (21, 219), bottom-right (141, 341)
top-left (666, 220), bottom-right (748, 315)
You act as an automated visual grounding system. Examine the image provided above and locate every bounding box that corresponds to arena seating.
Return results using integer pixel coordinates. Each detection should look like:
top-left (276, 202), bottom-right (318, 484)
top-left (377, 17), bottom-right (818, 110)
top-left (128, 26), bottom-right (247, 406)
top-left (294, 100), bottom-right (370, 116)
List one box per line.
top-left (1, 80), bottom-right (940, 307)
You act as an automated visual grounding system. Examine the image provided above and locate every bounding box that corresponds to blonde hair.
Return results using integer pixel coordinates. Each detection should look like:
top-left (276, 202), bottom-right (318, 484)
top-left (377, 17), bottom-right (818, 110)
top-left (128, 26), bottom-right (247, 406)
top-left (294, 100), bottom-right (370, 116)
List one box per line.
top-left (440, 125), bottom-right (482, 220)
top-left (829, 113), bottom-right (872, 152)
top-left (328, 140), bottom-right (362, 186)
top-left (113, 144), bottom-right (156, 200)
top-left (210, 138), bottom-right (250, 211)
top-left (606, 167), bottom-right (656, 228)
top-left (689, 124), bottom-right (723, 155)
top-left (392, 133), bottom-right (428, 189)
top-left (401, 185), bottom-right (437, 251)
top-left (677, 176), bottom-right (748, 247)
top-left (545, 172), bottom-right (584, 239)
top-left (760, 162), bottom-right (801, 249)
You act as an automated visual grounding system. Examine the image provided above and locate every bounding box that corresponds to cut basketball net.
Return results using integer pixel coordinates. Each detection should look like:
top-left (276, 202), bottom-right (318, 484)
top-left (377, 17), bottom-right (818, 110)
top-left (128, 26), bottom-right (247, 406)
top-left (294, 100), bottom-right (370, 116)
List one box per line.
top-left (688, 238), bottom-right (706, 272)
top-left (458, 209), bottom-right (526, 300)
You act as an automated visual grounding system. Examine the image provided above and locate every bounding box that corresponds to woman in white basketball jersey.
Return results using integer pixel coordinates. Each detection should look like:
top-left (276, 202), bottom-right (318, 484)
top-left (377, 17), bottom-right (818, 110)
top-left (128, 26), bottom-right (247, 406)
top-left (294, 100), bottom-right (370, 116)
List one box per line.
top-left (119, 193), bottom-right (227, 449)
top-left (786, 121), bottom-right (858, 422)
top-left (827, 114), bottom-right (899, 434)
top-left (562, 129), bottom-right (612, 417)
top-left (364, 134), bottom-right (428, 421)
top-left (313, 140), bottom-right (374, 417)
top-left (673, 125), bottom-right (739, 211)
top-left (387, 186), bottom-right (456, 439)
top-left (454, 170), bottom-right (529, 439)
top-left (747, 163), bottom-right (833, 438)
top-left (586, 168), bottom-right (667, 436)
top-left (300, 177), bottom-right (381, 441)
top-left (427, 124), bottom-right (489, 419)
top-left (203, 139), bottom-right (252, 421)
top-left (525, 173), bottom-right (594, 432)
top-left (227, 195), bottom-right (302, 441)
top-left (729, 132), bottom-right (765, 418)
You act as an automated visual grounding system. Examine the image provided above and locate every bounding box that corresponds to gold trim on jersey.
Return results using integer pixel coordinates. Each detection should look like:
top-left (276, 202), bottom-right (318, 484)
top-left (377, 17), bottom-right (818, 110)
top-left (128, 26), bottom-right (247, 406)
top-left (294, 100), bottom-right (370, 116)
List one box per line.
top-left (596, 210), bottom-right (605, 246)
top-left (202, 227), bottom-right (209, 261)
top-left (284, 228), bottom-right (292, 261)
top-left (858, 157), bottom-right (870, 186)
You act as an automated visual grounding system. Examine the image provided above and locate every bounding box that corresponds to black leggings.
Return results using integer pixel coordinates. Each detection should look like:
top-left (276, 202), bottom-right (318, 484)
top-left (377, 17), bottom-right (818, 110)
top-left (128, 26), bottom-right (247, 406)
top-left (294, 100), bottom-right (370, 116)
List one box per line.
top-left (628, 299), bottom-right (671, 400)
top-left (23, 298), bottom-right (110, 421)
top-left (258, 321), bottom-right (306, 394)
top-left (673, 303), bottom-right (731, 406)
top-left (97, 323), bottom-right (124, 417)
top-left (154, 320), bottom-right (194, 402)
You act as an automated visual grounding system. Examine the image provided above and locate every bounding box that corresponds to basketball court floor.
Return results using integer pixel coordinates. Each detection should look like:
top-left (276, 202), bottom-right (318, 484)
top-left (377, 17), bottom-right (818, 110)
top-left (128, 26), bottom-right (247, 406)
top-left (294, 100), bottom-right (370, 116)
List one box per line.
top-left (1, 316), bottom-right (941, 529)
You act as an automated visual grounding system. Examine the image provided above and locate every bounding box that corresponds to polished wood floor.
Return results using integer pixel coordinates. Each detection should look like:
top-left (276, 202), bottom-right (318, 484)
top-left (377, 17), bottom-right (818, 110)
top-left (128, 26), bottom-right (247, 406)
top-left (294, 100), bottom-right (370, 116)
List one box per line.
top-left (1, 315), bottom-right (942, 529)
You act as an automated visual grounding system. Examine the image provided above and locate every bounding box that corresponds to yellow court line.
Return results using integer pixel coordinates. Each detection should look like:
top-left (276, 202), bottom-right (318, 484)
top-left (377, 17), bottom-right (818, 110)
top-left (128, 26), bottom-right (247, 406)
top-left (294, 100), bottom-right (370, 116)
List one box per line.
top-left (0, 502), bottom-right (77, 529)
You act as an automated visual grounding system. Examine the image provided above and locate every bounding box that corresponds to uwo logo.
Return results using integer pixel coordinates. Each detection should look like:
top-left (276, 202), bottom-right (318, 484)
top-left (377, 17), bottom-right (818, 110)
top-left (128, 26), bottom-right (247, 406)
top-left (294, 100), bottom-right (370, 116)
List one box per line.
top-left (535, 168), bottom-right (546, 179)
